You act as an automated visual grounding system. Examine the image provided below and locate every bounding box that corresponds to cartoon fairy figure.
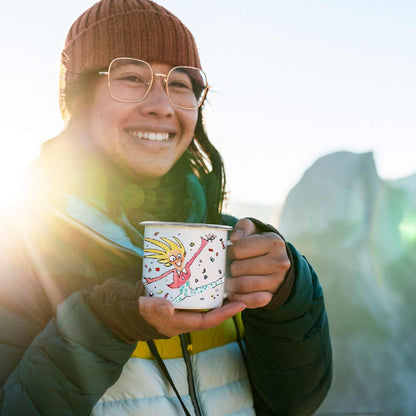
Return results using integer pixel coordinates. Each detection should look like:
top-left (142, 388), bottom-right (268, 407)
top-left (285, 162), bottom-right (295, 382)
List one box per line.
top-left (144, 233), bottom-right (224, 303)
top-left (144, 234), bottom-right (212, 288)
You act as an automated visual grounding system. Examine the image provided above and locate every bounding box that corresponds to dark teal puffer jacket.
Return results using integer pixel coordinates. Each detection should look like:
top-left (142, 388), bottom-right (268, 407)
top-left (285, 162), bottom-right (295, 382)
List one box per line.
top-left (0, 199), bottom-right (331, 415)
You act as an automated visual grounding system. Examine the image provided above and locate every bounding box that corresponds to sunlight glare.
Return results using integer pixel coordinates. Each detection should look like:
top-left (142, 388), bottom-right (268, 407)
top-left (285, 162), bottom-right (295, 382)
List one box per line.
top-left (0, 147), bottom-right (37, 212)
top-left (399, 216), bottom-right (416, 245)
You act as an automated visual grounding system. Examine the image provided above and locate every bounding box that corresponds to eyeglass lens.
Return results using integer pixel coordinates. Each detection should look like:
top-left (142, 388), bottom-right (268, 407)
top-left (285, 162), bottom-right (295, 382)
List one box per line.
top-left (108, 58), bottom-right (207, 109)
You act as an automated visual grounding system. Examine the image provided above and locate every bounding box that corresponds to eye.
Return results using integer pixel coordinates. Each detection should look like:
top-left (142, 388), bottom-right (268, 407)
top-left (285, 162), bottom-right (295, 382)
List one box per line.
top-left (169, 255), bottom-right (176, 262)
top-left (168, 80), bottom-right (192, 90)
top-left (168, 70), bottom-right (193, 91)
top-left (118, 74), bottom-right (148, 85)
top-left (177, 254), bottom-right (182, 259)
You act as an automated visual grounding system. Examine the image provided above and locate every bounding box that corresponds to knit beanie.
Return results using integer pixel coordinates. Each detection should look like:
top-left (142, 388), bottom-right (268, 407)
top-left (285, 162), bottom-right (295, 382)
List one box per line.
top-left (59, 0), bottom-right (201, 119)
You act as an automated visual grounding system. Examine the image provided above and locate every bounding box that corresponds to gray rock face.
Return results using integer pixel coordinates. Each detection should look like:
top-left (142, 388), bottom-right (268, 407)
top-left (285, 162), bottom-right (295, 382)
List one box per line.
top-left (279, 151), bottom-right (416, 416)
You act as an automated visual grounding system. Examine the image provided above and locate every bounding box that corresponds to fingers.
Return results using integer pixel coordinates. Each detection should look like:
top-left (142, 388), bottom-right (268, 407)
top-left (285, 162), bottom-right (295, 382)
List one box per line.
top-left (228, 233), bottom-right (289, 279)
top-left (173, 301), bottom-right (246, 332)
top-left (227, 291), bottom-right (273, 309)
top-left (225, 275), bottom-right (282, 309)
top-left (231, 254), bottom-right (290, 277)
top-left (227, 219), bottom-right (291, 310)
top-left (226, 274), bottom-right (283, 294)
top-left (139, 296), bottom-right (174, 318)
top-left (230, 218), bottom-right (257, 242)
top-left (138, 296), bottom-right (246, 338)
top-left (228, 232), bottom-right (287, 261)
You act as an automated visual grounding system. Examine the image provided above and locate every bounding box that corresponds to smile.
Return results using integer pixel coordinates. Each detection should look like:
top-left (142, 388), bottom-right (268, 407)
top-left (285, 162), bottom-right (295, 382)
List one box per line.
top-left (126, 130), bottom-right (170, 142)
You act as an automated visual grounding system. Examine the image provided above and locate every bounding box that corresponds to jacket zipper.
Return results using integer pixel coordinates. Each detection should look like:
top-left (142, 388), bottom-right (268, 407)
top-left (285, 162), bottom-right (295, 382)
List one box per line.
top-left (180, 333), bottom-right (203, 416)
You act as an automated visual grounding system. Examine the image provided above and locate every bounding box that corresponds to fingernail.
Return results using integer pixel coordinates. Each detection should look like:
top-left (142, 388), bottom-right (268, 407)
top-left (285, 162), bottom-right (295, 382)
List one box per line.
top-left (230, 229), bottom-right (243, 242)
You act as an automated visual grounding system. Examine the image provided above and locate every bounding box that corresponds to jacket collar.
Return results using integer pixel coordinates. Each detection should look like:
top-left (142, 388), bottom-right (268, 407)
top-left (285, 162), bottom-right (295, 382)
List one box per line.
top-left (59, 172), bottom-right (207, 257)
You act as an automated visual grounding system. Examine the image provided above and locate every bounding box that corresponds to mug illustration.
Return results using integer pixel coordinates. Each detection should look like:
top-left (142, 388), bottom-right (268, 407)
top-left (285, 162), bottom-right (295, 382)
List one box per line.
top-left (143, 232), bottom-right (226, 304)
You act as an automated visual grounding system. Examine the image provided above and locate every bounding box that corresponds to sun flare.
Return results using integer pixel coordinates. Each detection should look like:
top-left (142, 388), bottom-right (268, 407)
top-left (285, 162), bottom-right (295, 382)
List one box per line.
top-left (0, 148), bottom-right (37, 211)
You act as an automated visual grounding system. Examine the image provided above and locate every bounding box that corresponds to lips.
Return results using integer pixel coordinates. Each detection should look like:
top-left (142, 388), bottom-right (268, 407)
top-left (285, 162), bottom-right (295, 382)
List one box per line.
top-left (126, 130), bottom-right (171, 142)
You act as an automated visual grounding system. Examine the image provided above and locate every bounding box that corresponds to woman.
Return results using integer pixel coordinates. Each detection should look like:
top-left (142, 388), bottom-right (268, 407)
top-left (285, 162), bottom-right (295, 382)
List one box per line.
top-left (0, 0), bottom-right (332, 415)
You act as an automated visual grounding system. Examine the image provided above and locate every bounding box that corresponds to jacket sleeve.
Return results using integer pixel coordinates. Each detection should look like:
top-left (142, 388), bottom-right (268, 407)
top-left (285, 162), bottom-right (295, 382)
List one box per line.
top-left (242, 242), bottom-right (332, 415)
top-left (0, 208), bottom-right (163, 415)
top-left (0, 291), bottom-right (136, 416)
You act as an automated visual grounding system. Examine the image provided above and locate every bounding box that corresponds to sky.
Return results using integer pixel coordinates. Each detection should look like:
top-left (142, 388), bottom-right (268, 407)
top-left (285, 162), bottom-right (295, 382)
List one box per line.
top-left (1, 0), bottom-right (415, 209)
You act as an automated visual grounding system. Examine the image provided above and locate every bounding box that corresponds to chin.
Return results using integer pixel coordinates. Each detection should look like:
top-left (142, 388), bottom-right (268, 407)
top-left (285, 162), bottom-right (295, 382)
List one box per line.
top-left (129, 167), bottom-right (169, 184)
top-left (130, 161), bottom-right (179, 181)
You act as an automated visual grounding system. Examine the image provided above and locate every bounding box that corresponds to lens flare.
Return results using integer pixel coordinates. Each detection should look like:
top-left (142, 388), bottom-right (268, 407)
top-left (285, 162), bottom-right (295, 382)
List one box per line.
top-left (0, 147), bottom-right (36, 212)
top-left (399, 215), bottom-right (416, 244)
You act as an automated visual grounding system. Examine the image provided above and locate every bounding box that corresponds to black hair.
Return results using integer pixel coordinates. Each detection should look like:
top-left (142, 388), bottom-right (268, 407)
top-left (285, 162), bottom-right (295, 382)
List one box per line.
top-left (187, 108), bottom-right (227, 223)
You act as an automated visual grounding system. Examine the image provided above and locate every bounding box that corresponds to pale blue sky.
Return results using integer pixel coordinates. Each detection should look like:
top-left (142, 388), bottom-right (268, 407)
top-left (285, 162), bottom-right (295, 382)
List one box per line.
top-left (1, 1), bottom-right (415, 206)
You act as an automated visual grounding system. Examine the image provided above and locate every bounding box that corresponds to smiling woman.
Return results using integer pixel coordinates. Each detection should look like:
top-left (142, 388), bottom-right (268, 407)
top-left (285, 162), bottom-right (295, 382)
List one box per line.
top-left (0, 1), bottom-right (331, 415)
top-left (86, 62), bottom-right (199, 182)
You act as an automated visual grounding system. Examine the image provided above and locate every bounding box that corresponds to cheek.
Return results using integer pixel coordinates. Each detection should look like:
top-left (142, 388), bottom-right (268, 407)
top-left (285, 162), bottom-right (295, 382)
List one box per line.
top-left (91, 101), bottom-right (118, 129)
top-left (88, 105), bottom-right (124, 151)
top-left (180, 110), bottom-right (198, 137)
top-left (88, 81), bottom-right (124, 134)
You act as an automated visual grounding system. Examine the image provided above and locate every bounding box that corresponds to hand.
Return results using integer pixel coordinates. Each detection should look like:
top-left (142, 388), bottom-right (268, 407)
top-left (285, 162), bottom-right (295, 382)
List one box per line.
top-left (226, 218), bottom-right (290, 309)
top-left (138, 296), bottom-right (246, 338)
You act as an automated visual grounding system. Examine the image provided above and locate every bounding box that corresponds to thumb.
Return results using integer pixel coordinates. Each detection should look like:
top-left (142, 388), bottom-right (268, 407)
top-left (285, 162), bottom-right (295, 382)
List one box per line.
top-left (230, 218), bottom-right (257, 242)
top-left (139, 296), bottom-right (175, 318)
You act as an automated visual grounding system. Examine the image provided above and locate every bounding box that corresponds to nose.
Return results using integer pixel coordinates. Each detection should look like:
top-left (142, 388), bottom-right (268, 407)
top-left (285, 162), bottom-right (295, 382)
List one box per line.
top-left (138, 76), bottom-right (174, 118)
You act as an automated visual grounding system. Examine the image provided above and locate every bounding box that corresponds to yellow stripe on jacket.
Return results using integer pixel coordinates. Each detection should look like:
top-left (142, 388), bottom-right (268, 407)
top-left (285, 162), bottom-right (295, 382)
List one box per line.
top-left (132, 313), bottom-right (244, 359)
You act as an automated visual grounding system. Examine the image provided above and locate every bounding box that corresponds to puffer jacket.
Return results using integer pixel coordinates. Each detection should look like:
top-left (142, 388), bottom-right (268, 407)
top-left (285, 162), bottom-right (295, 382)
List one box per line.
top-left (0, 190), bottom-right (332, 415)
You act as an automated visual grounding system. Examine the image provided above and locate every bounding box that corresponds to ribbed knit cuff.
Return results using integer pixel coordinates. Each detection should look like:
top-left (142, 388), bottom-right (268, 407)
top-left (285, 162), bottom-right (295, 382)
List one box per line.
top-left (244, 217), bottom-right (296, 310)
top-left (88, 278), bottom-right (168, 344)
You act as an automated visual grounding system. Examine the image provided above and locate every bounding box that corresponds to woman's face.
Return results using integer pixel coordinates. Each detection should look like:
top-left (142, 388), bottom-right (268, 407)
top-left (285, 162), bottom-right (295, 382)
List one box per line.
top-left (84, 62), bottom-right (198, 182)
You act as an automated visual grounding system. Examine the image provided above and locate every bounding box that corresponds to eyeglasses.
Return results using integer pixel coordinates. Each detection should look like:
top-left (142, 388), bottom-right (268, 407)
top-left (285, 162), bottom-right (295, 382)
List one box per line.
top-left (98, 57), bottom-right (209, 110)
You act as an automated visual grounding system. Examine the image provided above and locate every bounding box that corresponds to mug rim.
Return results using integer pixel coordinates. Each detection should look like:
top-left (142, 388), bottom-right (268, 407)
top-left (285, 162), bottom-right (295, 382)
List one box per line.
top-left (139, 221), bottom-right (232, 230)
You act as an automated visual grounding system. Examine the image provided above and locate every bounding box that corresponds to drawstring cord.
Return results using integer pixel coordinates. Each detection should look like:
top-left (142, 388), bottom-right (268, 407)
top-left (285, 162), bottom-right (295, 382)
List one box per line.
top-left (147, 315), bottom-right (248, 416)
top-left (147, 340), bottom-right (192, 416)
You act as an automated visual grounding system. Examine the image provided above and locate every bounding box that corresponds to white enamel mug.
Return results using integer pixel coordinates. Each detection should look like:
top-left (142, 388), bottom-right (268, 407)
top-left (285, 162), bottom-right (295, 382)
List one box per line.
top-left (140, 221), bottom-right (232, 310)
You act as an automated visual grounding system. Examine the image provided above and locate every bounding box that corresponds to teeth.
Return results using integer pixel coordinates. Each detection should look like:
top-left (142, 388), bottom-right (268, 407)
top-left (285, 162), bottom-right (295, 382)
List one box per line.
top-left (128, 130), bottom-right (170, 141)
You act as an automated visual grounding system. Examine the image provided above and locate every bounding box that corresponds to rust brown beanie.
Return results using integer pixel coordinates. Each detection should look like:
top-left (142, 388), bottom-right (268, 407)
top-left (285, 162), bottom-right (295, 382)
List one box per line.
top-left (59, 0), bottom-right (201, 120)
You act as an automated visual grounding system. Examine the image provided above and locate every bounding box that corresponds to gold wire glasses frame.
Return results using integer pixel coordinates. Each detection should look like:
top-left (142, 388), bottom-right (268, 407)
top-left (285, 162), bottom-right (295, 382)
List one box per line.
top-left (98, 57), bottom-right (209, 110)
